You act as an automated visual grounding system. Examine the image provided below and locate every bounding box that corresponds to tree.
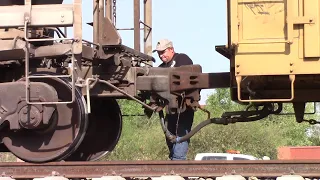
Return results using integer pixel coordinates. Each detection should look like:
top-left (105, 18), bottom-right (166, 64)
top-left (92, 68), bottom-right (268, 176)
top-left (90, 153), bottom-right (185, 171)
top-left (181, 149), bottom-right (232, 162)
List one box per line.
top-left (188, 88), bottom-right (314, 159)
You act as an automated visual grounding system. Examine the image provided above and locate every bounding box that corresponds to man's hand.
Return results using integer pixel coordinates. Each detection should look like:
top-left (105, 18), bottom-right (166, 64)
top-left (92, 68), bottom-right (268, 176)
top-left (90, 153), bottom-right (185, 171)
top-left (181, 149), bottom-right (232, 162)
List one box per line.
top-left (167, 135), bottom-right (179, 143)
top-left (143, 101), bottom-right (165, 118)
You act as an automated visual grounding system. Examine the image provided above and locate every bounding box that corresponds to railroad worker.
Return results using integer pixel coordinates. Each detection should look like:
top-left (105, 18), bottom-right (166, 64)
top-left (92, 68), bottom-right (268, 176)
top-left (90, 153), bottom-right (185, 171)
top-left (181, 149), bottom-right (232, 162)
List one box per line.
top-left (152, 38), bottom-right (195, 160)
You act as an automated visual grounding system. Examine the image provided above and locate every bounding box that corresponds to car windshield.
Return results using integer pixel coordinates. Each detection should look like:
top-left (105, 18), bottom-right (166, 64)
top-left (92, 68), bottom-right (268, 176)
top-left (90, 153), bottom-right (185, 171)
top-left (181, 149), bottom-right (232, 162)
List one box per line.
top-left (233, 157), bottom-right (250, 160)
top-left (202, 156), bottom-right (227, 160)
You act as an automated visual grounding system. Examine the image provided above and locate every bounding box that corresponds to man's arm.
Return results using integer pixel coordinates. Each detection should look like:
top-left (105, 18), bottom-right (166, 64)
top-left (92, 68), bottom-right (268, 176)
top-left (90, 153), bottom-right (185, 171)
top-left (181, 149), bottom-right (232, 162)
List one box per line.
top-left (175, 53), bottom-right (193, 67)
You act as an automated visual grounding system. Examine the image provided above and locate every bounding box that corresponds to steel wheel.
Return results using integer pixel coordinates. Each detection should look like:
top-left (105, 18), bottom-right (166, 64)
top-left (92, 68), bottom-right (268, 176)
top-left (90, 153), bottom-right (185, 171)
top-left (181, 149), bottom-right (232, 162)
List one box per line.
top-left (65, 98), bottom-right (122, 161)
top-left (1, 76), bottom-right (88, 163)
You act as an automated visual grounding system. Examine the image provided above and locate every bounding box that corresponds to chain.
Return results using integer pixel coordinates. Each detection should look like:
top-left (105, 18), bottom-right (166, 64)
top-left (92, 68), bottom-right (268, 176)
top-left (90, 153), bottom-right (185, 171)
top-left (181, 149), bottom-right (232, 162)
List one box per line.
top-left (302, 119), bottom-right (320, 125)
top-left (113, 0), bottom-right (117, 26)
top-left (175, 93), bottom-right (185, 137)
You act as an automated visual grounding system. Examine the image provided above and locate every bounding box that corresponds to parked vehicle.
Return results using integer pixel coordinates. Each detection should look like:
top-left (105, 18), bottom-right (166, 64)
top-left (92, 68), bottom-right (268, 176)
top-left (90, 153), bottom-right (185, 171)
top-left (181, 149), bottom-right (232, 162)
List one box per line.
top-left (194, 153), bottom-right (259, 161)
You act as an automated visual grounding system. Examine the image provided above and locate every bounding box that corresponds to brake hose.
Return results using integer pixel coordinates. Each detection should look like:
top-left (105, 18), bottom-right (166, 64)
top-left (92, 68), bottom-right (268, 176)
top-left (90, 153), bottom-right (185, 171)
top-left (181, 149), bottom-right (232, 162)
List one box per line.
top-left (158, 110), bottom-right (222, 143)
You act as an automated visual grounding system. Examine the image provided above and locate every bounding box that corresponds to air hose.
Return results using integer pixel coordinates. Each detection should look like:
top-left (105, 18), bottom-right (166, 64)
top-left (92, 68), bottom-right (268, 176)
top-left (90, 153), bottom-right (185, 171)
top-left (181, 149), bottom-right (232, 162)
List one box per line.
top-left (158, 110), bottom-right (224, 143)
top-left (158, 104), bottom-right (274, 143)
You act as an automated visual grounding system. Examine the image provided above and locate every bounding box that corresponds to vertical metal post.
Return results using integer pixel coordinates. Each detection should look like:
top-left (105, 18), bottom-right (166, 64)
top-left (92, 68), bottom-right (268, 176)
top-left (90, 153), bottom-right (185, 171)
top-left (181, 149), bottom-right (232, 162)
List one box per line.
top-left (134, 0), bottom-right (140, 52)
top-left (73, 0), bottom-right (83, 61)
top-left (144, 0), bottom-right (152, 57)
top-left (73, 0), bottom-right (83, 102)
top-left (24, 0), bottom-right (31, 5)
top-left (93, 0), bottom-right (99, 44)
top-left (99, 0), bottom-right (104, 17)
top-left (64, 27), bottom-right (67, 37)
top-left (106, 0), bottom-right (112, 21)
top-left (99, 0), bottom-right (104, 35)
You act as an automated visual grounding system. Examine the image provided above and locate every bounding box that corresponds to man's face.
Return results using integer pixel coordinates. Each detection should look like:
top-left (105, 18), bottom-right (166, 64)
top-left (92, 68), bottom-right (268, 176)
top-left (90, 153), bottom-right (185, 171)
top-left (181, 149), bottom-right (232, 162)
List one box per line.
top-left (157, 47), bottom-right (174, 63)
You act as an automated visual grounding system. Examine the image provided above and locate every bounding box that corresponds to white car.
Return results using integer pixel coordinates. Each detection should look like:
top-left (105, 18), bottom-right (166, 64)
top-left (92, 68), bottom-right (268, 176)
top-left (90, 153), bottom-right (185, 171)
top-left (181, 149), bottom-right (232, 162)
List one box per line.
top-left (194, 153), bottom-right (259, 160)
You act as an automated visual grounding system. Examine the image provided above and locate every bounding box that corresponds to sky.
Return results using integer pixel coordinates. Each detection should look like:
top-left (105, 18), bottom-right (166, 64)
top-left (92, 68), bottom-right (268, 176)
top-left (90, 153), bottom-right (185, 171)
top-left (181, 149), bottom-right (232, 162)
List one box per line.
top-left (63, 0), bottom-right (230, 105)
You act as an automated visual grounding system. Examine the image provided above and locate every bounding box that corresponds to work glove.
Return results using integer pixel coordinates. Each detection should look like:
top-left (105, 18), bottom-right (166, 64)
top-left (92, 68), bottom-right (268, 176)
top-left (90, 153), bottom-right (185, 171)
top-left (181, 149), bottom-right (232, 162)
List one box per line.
top-left (144, 107), bottom-right (153, 118)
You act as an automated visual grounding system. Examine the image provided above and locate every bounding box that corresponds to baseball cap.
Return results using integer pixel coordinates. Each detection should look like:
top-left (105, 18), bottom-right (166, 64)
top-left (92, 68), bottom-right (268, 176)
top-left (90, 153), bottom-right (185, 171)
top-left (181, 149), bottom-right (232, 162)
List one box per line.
top-left (152, 39), bottom-right (173, 53)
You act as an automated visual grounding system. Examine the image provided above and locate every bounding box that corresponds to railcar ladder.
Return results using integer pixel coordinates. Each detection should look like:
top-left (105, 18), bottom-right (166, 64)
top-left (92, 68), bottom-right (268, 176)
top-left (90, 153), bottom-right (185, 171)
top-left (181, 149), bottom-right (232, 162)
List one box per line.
top-left (0, 0), bottom-right (83, 105)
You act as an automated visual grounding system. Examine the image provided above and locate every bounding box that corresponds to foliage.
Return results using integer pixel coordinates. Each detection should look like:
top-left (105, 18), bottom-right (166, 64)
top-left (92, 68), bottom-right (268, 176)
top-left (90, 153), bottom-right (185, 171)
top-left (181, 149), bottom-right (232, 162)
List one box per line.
top-left (103, 89), bottom-right (318, 161)
top-left (187, 89), bottom-right (314, 160)
top-left (0, 153), bottom-right (17, 162)
top-left (105, 100), bottom-right (169, 160)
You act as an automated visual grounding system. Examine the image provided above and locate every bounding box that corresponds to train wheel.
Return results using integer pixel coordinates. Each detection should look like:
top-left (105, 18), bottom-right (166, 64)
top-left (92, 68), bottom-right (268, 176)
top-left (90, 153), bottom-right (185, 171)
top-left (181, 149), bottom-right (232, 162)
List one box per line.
top-left (1, 77), bottom-right (88, 163)
top-left (65, 98), bottom-right (122, 161)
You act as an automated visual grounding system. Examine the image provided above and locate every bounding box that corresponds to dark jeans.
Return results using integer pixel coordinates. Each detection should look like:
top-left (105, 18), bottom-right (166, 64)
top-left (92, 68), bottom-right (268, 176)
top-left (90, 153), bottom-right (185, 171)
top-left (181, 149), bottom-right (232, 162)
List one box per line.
top-left (165, 108), bottom-right (194, 160)
top-left (166, 133), bottom-right (190, 160)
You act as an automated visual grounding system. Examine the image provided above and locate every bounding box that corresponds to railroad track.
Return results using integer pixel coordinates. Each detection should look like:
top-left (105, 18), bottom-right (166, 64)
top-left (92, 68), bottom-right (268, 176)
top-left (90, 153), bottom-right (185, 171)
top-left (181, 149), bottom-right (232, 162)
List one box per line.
top-left (1, 160), bottom-right (320, 180)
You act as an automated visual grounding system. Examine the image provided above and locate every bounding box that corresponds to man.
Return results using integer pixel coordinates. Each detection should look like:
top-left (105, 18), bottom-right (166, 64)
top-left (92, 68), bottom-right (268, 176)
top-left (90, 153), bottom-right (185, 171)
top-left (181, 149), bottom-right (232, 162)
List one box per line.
top-left (152, 39), bottom-right (195, 160)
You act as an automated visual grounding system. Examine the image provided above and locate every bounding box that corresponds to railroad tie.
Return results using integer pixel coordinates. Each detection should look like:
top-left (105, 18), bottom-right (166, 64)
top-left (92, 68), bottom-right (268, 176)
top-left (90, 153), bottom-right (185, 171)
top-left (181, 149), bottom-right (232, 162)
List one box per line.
top-left (216, 175), bottom-right (246, 180)
top-left (277, 175), bottom-right (305, 180)
top-left (92, 176), bottom-right (126, 180)
top-left (33, 176), bottom-right (69, 180)
top-left (151, 175), bottom-right (185, 180)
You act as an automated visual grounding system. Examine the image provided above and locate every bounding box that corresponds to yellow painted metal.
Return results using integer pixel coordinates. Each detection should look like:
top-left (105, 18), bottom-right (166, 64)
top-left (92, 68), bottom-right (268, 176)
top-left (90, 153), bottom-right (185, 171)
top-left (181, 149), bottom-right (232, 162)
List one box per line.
top-left (231, 0), bottom-right (320, 76)
top-left (230, 0), bottom-right (238, 46)
top-left (236, 75), bottom-right (296, 102)
top-left (304, 0), bottom-right (320, 57)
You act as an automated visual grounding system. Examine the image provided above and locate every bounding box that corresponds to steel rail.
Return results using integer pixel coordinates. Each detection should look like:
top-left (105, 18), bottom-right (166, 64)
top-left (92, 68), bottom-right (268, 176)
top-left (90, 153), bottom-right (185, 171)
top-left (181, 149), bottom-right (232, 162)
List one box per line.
top-left (1, 160), bottom-right (320, 178)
